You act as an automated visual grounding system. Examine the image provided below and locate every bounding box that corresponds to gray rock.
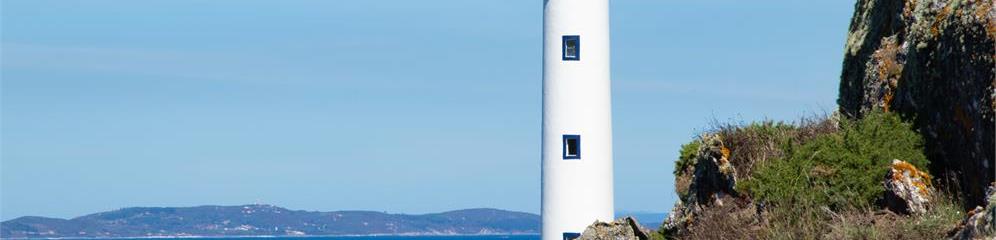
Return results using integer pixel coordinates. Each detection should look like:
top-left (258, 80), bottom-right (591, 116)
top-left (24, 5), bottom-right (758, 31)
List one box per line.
top-left (951, 184), bottom-right (996, 239)
top-left (661, 134), bottom-right (738, 236)
top-left (687, 134), bottom-right (738, 207)
top-left (660, 200), bottom-right (696, 237)
top-left (883, 159), bottom-right (933, 215)
top-left (839, 0), bottom-right (995, 208)
top-left (577, 217), bottom-right (649, 240)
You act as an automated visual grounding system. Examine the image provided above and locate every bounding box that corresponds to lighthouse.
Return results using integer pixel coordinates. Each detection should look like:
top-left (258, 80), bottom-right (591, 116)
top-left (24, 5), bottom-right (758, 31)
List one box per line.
top-left (541, 0), bottom-right (614, 239)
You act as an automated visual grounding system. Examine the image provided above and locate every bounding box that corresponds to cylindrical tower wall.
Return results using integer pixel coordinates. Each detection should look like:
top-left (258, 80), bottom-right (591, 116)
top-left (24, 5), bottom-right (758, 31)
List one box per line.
top-left (541, 0), bottom-right (613, 239)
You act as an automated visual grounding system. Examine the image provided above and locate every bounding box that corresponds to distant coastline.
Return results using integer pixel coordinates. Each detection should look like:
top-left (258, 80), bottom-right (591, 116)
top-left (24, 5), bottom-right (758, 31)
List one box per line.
top-left (0, 205), bottom-right (540, 239)
top-left (3, 233), bottom-right (542, 240)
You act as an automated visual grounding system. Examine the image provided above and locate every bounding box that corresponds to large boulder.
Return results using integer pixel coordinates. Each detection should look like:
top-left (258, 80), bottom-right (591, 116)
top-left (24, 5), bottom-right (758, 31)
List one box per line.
top-left (661, 134), bottom-right (739, 235)
top-left (883, 159), bottom-right (934, 215)
top-left (687, 134), bottom-right (738, 206)
top-left (839, 0), bottom-right (995, 207)
top-left (577, 217), bottom-right (650, 240)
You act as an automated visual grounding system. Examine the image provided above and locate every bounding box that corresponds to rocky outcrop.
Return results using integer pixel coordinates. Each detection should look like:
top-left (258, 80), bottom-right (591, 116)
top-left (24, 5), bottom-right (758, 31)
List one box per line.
top-left (687, 134), bottom-right (738, 206)
top-left (661, 134), bottom-right (739, 235)
top-left (883, 159), bottom-right (934, 214)
top-left (577, 217), bottom-right (649, 240)
top-left (839, 0), bottom-right (995, 207)
top-left (660, 201), bottom-right (693, 236)
top-left (951, 184), bottom-right (996, 239)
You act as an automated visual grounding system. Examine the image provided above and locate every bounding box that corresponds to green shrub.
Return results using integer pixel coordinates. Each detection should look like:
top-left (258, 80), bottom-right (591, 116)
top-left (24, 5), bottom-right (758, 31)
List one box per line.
top-left (718, 121), bottom-right (802, 181)
top-left (743, 111), bottom-right (927, 211)
top-left (648, 230), bottom-right (669, 240)
top-left (663, 111), bottom-right (941, 239)
top-left (673, 139), bottom-right (702, 175)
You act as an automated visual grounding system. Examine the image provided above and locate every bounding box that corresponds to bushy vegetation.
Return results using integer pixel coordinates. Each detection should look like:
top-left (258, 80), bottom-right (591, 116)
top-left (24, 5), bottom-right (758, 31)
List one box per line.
top-left (715, 120), bottom-right (819, 181)
top-left (662, 111), bottom-right (961, 239)
top-left (673, 140), bottom-right (701, 176)
top-left (741, 111), bottom-right (931, 238)
top-left (743, 111), bottom-right (927, 210)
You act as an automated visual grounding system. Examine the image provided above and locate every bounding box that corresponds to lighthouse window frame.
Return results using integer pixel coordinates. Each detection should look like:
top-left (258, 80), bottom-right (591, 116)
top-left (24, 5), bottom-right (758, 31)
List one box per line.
top-left (563, 232), bottom-right (581, 240)
top-left (562, 35), bottom-right (580, 61)
top-left (563, 134), bottom-right (580, 160)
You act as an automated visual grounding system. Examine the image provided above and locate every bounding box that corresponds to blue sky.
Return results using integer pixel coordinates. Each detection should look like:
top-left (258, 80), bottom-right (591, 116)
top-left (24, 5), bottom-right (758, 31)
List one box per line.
top-left (1, 0), bottom-right (854, 220)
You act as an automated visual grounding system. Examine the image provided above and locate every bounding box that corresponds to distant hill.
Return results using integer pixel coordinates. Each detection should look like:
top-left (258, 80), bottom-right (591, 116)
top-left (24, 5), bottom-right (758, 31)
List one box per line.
top-left (0, 205), bottom-right (539, 238)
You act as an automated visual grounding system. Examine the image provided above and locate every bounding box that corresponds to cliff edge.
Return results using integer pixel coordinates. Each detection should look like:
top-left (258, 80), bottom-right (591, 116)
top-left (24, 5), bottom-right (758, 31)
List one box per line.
top-left (839, 0), bottom-right (995, 207)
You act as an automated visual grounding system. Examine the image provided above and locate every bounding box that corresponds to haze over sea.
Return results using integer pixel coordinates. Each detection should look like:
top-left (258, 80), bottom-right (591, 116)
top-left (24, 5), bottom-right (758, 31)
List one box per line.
top-left (82, 237), bottom-right (538, 240)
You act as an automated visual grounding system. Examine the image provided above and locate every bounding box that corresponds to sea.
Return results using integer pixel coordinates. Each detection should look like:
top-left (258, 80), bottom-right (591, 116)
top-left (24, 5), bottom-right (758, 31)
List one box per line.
top-left (56, 236), bottom-right (540, 240)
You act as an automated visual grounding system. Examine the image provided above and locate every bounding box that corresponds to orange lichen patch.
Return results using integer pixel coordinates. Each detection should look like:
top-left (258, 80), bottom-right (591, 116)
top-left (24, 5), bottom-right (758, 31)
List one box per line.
top-left (873, 38), bottom-right (903, 81)
top-left (989, 22), bottom-right (996, 41)
top-left (720, 146), bottom-right (731, 161)
top-left (891, 160), bottom-right (933, 195)
top-left (975, 0), bottom-right (992, 23)
top-left (871, 37), bottom-right (903, 113)
top-left (932, 3), bottom-right (952, 37)
top-left (891, 160), bottom-right (932, 183)
top-left (985, 1), bottom-right (996, 40)
top-left (967, 206), bottom-right (980, 217)
top-left (914, 181), bottom-right (930, 195)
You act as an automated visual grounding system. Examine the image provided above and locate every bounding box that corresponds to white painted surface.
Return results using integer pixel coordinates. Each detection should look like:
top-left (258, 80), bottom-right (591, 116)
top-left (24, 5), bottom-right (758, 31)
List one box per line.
top-left (541, 0), bottom-right (614, 239)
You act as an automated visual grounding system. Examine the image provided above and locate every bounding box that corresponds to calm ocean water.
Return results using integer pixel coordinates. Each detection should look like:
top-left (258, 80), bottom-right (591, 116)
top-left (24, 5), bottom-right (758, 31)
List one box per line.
top-left (94, 236), bottom-right (539, 240)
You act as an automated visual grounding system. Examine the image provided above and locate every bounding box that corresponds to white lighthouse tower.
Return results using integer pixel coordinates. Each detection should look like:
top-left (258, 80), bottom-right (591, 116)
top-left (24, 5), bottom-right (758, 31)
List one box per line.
top-left (541, 0), bottom-right (614, 239)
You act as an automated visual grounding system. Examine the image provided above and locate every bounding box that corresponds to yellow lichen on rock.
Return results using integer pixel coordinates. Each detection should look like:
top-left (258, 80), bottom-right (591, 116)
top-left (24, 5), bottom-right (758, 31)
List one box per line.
top-left (884, 159), bottom-right (934, 214)
top-left (891, 160), bottom-right (932, 184)
top-left (720, 146), bottom-right (730, 160)
top-left (870, 36), bottom-right (903, 113)
top-left (718, 145), bottom-right (733, 175)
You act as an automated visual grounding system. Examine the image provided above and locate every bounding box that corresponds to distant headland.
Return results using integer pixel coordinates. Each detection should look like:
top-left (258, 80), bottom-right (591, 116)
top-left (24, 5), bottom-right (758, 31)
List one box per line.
top-left (0, 205), bottom-right (540, 239)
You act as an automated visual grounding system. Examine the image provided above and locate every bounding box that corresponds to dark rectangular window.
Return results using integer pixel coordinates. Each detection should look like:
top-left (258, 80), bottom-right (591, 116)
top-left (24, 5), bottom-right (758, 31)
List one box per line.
top-left (563, 134), bottom-right (580, 160)
top-left (562, 35), bottom-right (580, 61)
top-left (563, 232), bottom-right (581, 240)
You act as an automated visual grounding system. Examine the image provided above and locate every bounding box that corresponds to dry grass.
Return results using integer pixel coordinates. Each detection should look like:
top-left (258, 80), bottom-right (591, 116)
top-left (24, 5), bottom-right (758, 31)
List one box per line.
top-left (680, 196), bottom-right (763, 240)
top-left (825, 193), bottom-right (966, 240)
top-left (710, 114), bottom-right (838, 184)
top-left (751, 189), bottom-right (964, 239)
